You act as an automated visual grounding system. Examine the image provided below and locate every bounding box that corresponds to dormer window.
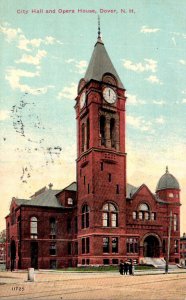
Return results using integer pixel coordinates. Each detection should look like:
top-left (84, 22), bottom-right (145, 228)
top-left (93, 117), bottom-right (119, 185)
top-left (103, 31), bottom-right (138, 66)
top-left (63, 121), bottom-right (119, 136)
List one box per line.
top-left (67, 198), bottom-right (73, 205)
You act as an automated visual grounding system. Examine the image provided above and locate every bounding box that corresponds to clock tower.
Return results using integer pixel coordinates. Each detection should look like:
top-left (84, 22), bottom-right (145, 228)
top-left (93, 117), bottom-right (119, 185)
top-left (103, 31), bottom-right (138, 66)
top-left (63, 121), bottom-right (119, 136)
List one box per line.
top-left (75, 21), bottom-right (127, 265)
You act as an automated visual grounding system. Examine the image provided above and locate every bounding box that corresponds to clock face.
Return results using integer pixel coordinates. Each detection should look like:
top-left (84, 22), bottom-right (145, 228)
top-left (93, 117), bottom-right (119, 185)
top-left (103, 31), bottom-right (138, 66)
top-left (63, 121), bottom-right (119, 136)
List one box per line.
top-left (103, 87), bottom-right (117, 104)
top-left (80, 92), bottom-right (86, 109)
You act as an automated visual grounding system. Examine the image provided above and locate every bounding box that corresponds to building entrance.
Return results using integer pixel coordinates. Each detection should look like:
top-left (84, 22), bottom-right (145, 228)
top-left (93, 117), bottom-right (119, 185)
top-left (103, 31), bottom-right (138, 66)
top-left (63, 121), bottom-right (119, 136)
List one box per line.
top-left (143, 235), bottom-right (160, 257)
top-left (30, 241), bottom-right (38, 269)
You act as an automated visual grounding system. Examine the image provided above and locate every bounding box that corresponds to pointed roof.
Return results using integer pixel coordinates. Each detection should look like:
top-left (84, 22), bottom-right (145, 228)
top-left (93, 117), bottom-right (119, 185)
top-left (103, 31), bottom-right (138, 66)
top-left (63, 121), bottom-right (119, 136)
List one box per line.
top-left (84, 39), bottom-right (124, 89)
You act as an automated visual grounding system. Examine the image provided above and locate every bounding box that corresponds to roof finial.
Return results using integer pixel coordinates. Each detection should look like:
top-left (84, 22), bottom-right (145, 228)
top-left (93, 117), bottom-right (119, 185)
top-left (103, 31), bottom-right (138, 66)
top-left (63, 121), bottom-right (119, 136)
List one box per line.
top-left (166, 166), bottom-right (169, 173)
top-left (97, 15), bottom-right (101, 41)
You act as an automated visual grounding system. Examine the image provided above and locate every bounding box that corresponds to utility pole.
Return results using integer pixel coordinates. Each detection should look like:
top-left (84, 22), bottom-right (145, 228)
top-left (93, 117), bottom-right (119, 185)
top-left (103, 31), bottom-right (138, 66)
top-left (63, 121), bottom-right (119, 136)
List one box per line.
top-left (165, 211), bottom-right (172, 274)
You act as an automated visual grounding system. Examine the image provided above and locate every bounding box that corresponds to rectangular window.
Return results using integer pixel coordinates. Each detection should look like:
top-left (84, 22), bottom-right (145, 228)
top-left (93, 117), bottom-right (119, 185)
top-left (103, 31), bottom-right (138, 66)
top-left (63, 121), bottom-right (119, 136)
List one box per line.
top-left (88, 183), bottom-right (90, 194)
top-left (112, 237), bottom-right (118, 253)
top-left (103, 259), bottom-right (109, 265)
top-left (82, 238), bottom-right (85, 254)
top-left (84, 176), bottom-right (86, 185)
top-left (82, 237), bottom-right (89, 254)
top-left (111, 213), bottom-right (117, 227)
top-left (174, 240), bottom-right (179, 253)
top-left (133, 211), bottom-right (137, 220)
top-left (75, 216), bottom-right (78, 233)
top-left (103, 237), bottom-right (109, 253)
top-left (50, 243), bottom-right (56, 256)
top-left (112, 259), bottom-right (118, 265)
top-left (126, 238), bottom-right (138, 253)
top-left (100, 162), bottom-right (104, 171)
top-left (174, 214), bottom-right (178, 231)
top-left (103, 212), bottom-right (109, 227)
top-left (86, 237), bottom-right (90, 253)
top-left (145, 212), bottom-right (150, 220)
top-left (139, 212), bottom-right (143, 220)
top-left (74, 241), bottom-right (78, 255)
top-left (108, 173), bottom-right (112, 182)
top-left (116, 184), bottom-right (119, 194)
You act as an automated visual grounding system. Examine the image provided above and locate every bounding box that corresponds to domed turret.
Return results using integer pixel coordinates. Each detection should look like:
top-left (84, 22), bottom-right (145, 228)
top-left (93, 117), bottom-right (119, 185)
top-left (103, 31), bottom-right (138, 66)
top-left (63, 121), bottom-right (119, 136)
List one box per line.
top-left (156, 166), bottom-right (180, 192)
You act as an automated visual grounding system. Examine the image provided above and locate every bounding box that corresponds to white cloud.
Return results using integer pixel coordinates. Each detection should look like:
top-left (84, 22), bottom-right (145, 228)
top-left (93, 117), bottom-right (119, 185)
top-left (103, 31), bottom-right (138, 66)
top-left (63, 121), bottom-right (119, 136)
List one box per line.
top-left (182, 99), bottom-right (186, 103)
top-left (140, 26), bottom-right (160, 33)
top-left (0, 110), bottom-right (10, 121)
top-left (179, 59), bottom-right (186, 65)
top-left (155, 116), bottom-right (165, 124)
top-left (122, 59), bottom-right (157, 73)
top-left (58, 82), bottom-right (77, 100)
top-left (146, 75), bottom-right (163, 84)
top-left (126, 115), bottom-right (152, 132)
top-left (0, 24), bottom-right (22, 42)
top-left (171, 31), bottom-right (186, 39)
top-left (0, 24), bottom-right (62, 52)
top-left (66, 59), bottom-right (88, 74)
top-left (5, 68), bottom-right (52, 95)
top-left (18, 35), bottom-right (62, 52)
top-left (16, 50), bottom-right (47, 65)
top-left (153, 100), bottom-right (166, 105)
top-left (18, 35), bottom-right (42, 51)
top-left (126, 93), bottom-right (146, 105)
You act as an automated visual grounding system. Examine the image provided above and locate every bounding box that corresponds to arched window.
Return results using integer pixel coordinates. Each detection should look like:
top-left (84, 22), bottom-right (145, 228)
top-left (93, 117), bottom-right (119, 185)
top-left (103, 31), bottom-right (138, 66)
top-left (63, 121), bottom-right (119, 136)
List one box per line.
top-left (30, 217), bottom-right (38, 239)
top-left (82, 204), bottom-right (90, 229)
top-left (110, 118), bottom-right (116, 148)
top-left (100, 116), bottom-right (106, 146)
top-left (50, 217), bottom-right (57, 237)
top-left (81, 123), bottom-right (85, 152)
top-left (138, 203), bottom-right (150, 220)
top-left (86, 118), bottom-right (90, 149)
top-left (102, 203), bottom-right (118, 227)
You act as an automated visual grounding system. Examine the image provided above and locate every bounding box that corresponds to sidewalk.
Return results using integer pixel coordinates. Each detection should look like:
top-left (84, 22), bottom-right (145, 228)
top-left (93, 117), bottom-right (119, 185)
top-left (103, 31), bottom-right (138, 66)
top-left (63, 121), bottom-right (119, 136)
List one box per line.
top-left (0, 270), bottom-right (186, 300)
top-left (0, 268), bottom-right (186, 285)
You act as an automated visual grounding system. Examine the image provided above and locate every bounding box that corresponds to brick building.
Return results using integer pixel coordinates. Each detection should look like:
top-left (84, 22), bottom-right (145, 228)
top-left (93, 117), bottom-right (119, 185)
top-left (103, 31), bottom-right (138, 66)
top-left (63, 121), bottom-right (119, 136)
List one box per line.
top-left (180, 233), bottom-right (186, 266)
top-left (5, 28), bottom-right (181, 270)
top-left (0, 229), bottom-right (6, 266)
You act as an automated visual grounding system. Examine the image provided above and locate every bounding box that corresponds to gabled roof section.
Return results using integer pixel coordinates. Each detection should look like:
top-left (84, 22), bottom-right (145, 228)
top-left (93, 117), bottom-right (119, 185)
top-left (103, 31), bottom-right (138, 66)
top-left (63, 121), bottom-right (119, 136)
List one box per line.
top-left (14, 189), bottom-right (62, 208)
top-left (64, 181), bottom-right (77, 192)
top-left (127, 183), bottom-right (156, 200)
top-left (84, 40), bottom-right (124, 89)
top-left (126, 183), bottom-right (139, 199)
top-left (12, 182), bottom-right (77, 209)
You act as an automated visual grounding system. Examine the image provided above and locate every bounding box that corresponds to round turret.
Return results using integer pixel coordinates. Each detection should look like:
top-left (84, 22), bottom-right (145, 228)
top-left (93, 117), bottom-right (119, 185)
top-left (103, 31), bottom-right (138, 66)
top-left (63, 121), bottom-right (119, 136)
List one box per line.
top-left (156, 166), bottom-right (180, 192)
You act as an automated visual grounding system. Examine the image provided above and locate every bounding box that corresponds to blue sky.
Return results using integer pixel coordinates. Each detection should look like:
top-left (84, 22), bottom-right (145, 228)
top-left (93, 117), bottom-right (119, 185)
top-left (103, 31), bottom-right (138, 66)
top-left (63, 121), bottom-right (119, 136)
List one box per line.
top-left (0, 0), bottom-right (186, 233)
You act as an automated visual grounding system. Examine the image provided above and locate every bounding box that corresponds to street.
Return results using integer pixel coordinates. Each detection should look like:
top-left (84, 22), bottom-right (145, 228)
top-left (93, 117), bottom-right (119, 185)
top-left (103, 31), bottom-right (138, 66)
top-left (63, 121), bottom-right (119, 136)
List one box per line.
top-left (0, 270), bottom-right (186, 300)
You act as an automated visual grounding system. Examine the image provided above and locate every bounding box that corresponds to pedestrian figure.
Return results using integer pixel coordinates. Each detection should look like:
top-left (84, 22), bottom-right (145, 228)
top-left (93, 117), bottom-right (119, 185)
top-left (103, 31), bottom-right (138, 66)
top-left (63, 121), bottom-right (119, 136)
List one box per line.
top-left (119, 260), bottom-right (124, 275)
top-left (129, 259), bottom-right (133, 275)
top-left (124, 260), bottom-right (128, 275)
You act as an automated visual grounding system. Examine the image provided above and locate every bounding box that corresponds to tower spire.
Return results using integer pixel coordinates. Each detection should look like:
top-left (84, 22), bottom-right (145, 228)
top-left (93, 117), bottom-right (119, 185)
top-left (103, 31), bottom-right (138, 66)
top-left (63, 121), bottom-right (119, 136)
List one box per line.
top-left (97, 15), bottom-right (102, 42)
top-left (166, 166), bottom-right (169, 173)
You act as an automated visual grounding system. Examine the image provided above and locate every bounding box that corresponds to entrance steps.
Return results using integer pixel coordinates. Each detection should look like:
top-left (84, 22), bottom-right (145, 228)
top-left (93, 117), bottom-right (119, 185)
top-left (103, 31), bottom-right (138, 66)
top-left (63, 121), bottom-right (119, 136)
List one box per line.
top-left (140, 257), bottom-right (178, 269)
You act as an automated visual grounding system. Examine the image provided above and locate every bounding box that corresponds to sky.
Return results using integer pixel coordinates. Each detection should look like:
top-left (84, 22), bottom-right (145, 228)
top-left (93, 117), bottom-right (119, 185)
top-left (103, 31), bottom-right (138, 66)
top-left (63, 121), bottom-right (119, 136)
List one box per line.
top-left (0, 0), bottom-right (186, 234)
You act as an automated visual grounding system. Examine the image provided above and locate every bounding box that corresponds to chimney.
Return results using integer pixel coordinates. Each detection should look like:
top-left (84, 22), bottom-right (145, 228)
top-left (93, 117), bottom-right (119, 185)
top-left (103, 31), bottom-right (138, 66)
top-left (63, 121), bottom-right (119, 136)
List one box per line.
top-left (48, 183), bottom-right (53, 190)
